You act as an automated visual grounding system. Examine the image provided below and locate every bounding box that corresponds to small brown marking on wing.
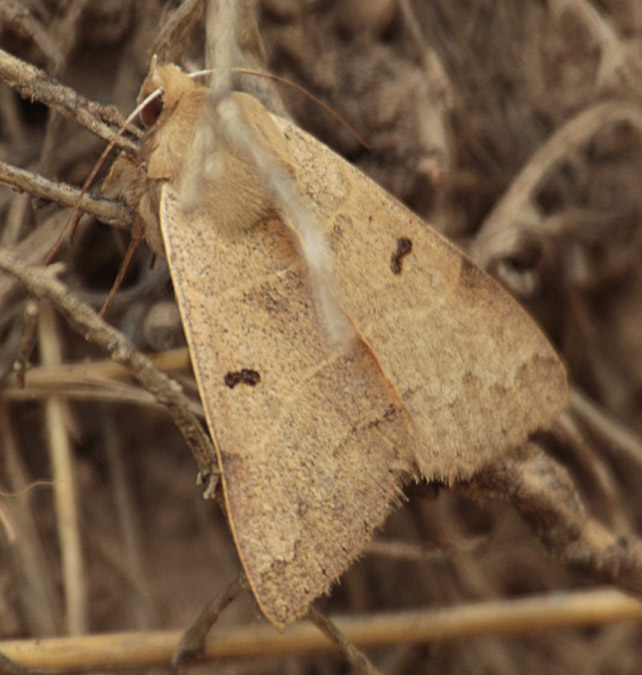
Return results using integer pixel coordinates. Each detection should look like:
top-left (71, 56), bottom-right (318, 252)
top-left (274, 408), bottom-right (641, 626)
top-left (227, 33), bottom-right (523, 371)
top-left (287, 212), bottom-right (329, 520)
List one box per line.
top-left (224, 369), bottom-right (262, 389)
top-left (390, 237), bottom-right (413, 275)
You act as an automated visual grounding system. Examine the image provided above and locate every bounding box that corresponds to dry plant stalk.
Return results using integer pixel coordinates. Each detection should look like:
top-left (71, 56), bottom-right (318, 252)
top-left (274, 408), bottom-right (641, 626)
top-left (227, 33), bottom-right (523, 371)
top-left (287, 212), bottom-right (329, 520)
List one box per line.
top-left (0, 250), bottom-right (219, 495)
top-left (1, 587), bottom-right (641, 671)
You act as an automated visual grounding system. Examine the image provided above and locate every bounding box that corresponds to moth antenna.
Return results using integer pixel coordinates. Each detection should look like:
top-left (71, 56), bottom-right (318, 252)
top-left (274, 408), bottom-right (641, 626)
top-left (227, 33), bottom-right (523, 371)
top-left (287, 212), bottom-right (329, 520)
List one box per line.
top-left (46, 88), bottom-right (162, 318)
top-left (190, 68), bottom-right (372, 150)
top-left (44, 88), bottom-right (162, 266)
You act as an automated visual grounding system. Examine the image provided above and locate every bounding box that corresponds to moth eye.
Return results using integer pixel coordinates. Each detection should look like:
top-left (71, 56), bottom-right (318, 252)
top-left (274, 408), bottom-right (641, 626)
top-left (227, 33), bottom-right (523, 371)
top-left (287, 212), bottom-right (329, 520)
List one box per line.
top-left (141, 95), bottom-right (164, 127)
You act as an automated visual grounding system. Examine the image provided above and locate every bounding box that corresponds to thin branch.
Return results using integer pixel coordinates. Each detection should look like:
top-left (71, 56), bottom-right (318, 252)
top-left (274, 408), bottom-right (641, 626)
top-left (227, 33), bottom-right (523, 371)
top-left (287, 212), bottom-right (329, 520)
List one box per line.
top-left (15, 298), bottom-right (39, 386)
top-left (459, 440), bottom-right (642, 596)
top-left (0, 218), bottom-right (65, 312)
top-left (171, 573), bottom-right (250, 674)
top-left (571, 386), bottom-right (642, 470)
top-left (2, 349), bottom-right (201, 416)
top-left (0, 651), bottom-right (47, 675)
top-left (0, 249), bottom-right (220, 496)
top-left (0, 402), bottom-right (61, 635)
top-left (1, 588), bottom-right (641, 671)
top-left (1, 379), bottom-right (194, 410)
top-left (471, 101), bottom-right (642, 275)
top-left (37, 307), bottom-right (88, 635)
top-left (549, 0), bottom-right (642, 88)
top-left (0, 1), bottom-right (63, 72)
top-left (0, 160), bottom-right (131, 228)
top-left (367, 536), bottom-right (486, 562)
top-left (554, 409), bottom-right (630, 533)
top-left (103, 407), bottom-right (157, 629)
top-left (17, 348), bottom-right (192, 384)
top-left (0, 48), bottom-right (140, 153)
top-left (307, 605), bottom-right (380, 675)
top-left (152, 0), bottom-right (205, 64)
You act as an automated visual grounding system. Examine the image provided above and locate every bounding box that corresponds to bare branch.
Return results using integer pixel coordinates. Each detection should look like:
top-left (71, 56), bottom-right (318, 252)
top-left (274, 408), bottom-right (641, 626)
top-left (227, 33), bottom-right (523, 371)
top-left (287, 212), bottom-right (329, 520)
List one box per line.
top-left (1, 589), bottom-right (641, 670)
top-left (0, 48), bottom-right (140, 153)
top-left (458, 440), bottom-right (642, 596)
top-left (0, 249), bottom-right (219, 496)
top-left (0, 1), bottom-right (63, 72)
top-left (0, 160), bottom-right (131, 228)
top-left (171, 573), bottom-right (250, 674)
top-left (307, 606), bottom-right (380, 675)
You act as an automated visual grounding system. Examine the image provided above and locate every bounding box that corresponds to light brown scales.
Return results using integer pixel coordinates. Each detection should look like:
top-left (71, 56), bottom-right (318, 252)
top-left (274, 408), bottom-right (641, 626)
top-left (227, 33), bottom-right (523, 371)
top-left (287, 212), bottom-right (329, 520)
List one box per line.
top-left (115, 64), bottom-right (568, 627)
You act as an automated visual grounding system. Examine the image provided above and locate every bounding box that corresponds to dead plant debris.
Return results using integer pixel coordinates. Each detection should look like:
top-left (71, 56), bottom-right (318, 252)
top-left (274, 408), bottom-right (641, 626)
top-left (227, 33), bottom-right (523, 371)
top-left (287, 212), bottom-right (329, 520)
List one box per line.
top-left (2, 1), bottom-right (642, 673)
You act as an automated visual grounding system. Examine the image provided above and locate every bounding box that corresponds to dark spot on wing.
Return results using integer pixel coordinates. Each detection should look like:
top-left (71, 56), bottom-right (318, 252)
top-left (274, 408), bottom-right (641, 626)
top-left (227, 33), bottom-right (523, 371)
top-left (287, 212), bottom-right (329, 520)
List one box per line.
top-left (390, 237), bottom-right (413, 275)
top-left (224, 369), bottom-right (261, 389)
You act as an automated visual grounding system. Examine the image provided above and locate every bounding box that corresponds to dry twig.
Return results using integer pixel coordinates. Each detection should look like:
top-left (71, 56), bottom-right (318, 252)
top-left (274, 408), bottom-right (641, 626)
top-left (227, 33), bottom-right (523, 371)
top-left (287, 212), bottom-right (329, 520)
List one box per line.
top-left (1, 588), bottom-right (641, 671)
top-left (471, 100), bottom-right (642, 291)
top-left (0, 403), bottom-right (60, 636)
top-left (171, 573), bottom-right (250, 674)
top-left (0, 249), bottom-right (219, 495)
top-left (307, 605), bottom-right (380, 675)
top-left (0, 1), bottom-right (63, 72)
top-left (37, 306), bottom-right (87, 635)
top-left (0, 160), bottom-right (131, 228)
top-left (459, 440), bottom-right (642, 595)
top-left (0, 48), bottom-right (140, 152)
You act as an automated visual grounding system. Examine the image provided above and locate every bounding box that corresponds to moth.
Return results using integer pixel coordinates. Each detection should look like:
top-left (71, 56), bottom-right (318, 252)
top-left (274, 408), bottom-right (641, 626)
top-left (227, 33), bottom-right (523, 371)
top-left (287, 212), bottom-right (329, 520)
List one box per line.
top-left (109, 63), bottom-right (568, 627)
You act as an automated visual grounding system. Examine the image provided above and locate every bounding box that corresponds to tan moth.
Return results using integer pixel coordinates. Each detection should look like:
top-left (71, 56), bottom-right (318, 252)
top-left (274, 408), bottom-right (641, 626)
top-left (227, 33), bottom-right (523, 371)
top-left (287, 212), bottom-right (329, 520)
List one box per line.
top-left (109, 63), bottom-right (568, 627)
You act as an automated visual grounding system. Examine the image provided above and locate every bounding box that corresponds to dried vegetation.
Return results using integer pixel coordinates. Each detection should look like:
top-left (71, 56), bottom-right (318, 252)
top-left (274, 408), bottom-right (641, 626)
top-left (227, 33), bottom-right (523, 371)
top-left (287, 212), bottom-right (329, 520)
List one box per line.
top-left (2, 0), bottom-right (642, 673)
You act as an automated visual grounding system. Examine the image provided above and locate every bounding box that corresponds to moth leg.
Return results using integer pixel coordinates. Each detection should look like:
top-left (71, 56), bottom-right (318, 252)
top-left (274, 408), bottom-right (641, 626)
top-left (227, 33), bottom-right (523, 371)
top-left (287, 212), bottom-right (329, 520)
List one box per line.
top-left (171, 573), bottom-right (250, 675)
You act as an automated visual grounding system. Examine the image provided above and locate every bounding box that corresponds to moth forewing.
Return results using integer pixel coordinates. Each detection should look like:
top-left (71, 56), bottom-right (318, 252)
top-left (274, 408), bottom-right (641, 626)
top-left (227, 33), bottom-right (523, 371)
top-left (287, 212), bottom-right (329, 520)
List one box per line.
top-left (273, 115), bottom-right (569, 482)
top-left (159, 184), bottom-right (417, 626)
top-left (127, 62), bottom-right (568, 626)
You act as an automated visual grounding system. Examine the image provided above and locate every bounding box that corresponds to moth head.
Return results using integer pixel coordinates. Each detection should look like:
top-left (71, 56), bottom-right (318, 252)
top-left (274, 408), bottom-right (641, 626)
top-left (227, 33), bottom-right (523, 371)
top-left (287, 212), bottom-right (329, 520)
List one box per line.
top-left (138, 63), bottom-right (199, 130)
